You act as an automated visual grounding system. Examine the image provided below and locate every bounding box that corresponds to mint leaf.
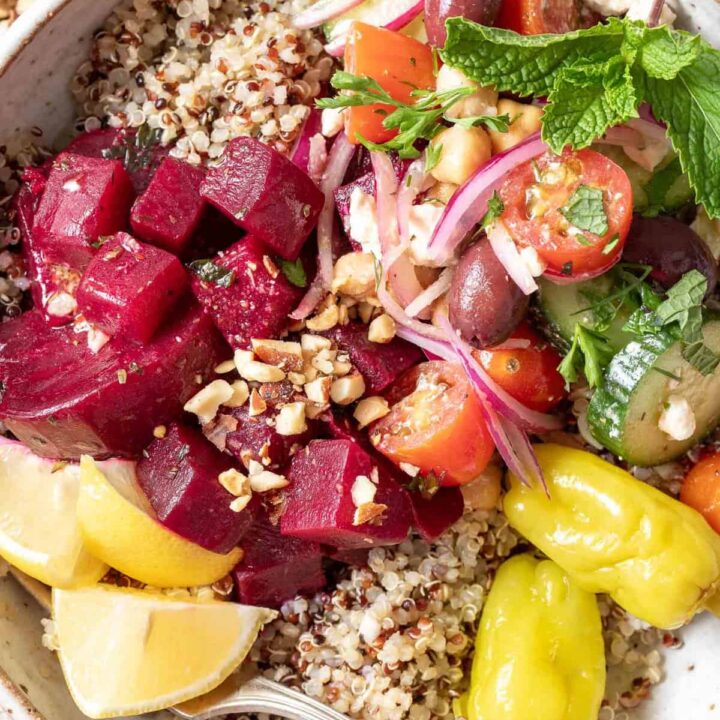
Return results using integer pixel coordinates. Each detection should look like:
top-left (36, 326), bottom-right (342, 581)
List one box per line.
top-left (653, 269), bottom-right (707, 332)
top-left (639, 27), bottom-right (702, 80)
top-left (481, 191), bottom-right (505, 229)
top-left (560, 185), bottom-right (609, 236)
top-left (642, 48), bottom-right (720, 217)
top-left (641, 155), bottom-right (683, 217)
top-left (188, 259), bottom-right (235, 288)
top-left (279, 258), bottom-right (307, 288)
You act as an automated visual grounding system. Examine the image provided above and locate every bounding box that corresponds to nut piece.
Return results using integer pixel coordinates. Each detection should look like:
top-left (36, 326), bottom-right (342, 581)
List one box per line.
top-left (330, 373), bottom-right (366, 406)
top-left (368, 314), bottom-right (396, 344)
top-left (224, 380), bottom-right (250, 408)
top-left (305, 376), bottom-right (332, 404)
top-left (288, 371), bottom-right (306, 386)
top-left (332, 252), bottom-right (377, 299)
top-left (239, 360), bottom-right (286, 384)
top-left (353, 502), bottom-right (388, 527)
top-left (301, 334), bottom-right (333, 357)
top-left (275, 402), bottom-right (308, 436)
top-left (251, 339), bottom-right (304, 372)
top-left (233, 349), bottom-right (255, 373)
top-left (249, 470), bottom-right (289, 492)
top-left (230, 495), bottom-right (252, 513)
top-left (351, 474), bottom-right (378, 508)
top-left (354, 396), bottom-right (390, 428)
top-left (218, 468), bottom-right (251, 497)
top-left (214, 359), bottom-right (237, 374)
top-left (248, 388), bottom-right (268, 417)
top-left (306, 303), bottom-right (340, 332)
top-left (312, 348), bottom-right (336, 375)
top-left (184, 380), bottom-right (234, 424)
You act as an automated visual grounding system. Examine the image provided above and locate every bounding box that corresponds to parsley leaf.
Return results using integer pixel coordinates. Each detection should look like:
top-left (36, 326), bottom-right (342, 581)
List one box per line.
top-left (558, 324), bottom-right (615, 388)
top-left (481, 191), bottom-right (505, 229)
top-left (425, 143), bottom-right (443, 173)
top-left (188, 259), bottom-right (235, 288)
top-left (448, 113), bottom-right (511, 133)
top-left (560, 185), bottom-right (609, 236)
top-left (279, 258), bottom-right (307, 288)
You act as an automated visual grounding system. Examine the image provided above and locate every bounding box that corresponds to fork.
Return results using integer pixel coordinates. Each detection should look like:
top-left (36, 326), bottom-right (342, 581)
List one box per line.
top-left (9, 568), bottom-right (351, 720)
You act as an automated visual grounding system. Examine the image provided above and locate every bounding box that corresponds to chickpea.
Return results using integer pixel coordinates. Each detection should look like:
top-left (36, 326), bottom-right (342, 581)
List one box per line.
top-left (430, 125), bottom-right (492, 186)
top-left (489, 99), bottom-right (543, 153)
top-left (436, 65), bottom-right (498, 119)
top-left (426, 181), bottom-right (458, 206)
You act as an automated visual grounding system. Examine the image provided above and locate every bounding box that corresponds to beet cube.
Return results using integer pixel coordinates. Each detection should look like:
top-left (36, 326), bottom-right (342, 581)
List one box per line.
top-left (190, 236), bottom-right (303, 349)
top-left (233, 513), bottom-right (325, 608)
top-left (76, 232), bottom-right (188, 342)
top-left (0, 302), bottom-right (227, 459)
top-left (184, 207), bottom-right (243, 262)
top-left (409, 487), bottom-right (464, 542)
top-left (201, 138), bottom-right (323, 261)
top-left (64, 128), bottom-right (119, 158)
top-left (322, 322), bottom-right (422, 394)
top-left (281, 439), bottom-right (412, 549)
top-left (137, 423), bottom-right (255, 554)
top-left (32, 153), bottom-right (134, 271)
top-left (131, 157), bottom-right (206, 255)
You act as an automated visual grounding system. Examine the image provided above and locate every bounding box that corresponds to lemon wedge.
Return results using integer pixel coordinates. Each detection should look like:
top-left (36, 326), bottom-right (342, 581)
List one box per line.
top-left (77, 456), bottom-right (243, 587)
top-left (52, 585), bottom-right (276, 718)
top-left (0, 438), bottom-right (108, 588)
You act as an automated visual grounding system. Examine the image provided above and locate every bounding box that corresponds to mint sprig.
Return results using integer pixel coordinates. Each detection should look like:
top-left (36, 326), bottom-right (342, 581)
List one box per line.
top-left (441, 18), bottom-right (720, 217)
top-left (560, 184), bottom-right (609, 236)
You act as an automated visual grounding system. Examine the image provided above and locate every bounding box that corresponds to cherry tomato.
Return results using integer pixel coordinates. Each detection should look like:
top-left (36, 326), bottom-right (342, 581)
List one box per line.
top-left (344, 22), bottom-right (436, 145)
top-left (474, 323), bottom-right (566, 412)
top-left (495, 0), bottom-right (580, 33)
top-left (370, 361), bottom-right (495, 486)
top-left (680, 452), bottom-right (720, 534)
top-left (498, 149), bottom-right (633, 279)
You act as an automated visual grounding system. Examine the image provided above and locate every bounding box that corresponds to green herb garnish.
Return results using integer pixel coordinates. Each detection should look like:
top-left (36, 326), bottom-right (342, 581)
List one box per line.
top-left (481, 191), bottom-right (505, 229)
top-left (279, 258), bottom-right (307, 288)
top-left (188, 259), bottom-right (236, 288)
top-left (101, 123), bottom-right (163, 173)
top-left (560, 184), bottom-right (609, 236)
top-left (558, 324), bottom-right (615, 388)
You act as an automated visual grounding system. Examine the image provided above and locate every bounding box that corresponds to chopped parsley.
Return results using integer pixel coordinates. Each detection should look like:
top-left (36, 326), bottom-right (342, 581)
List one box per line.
top-left (279, 258), bottom-right (307, 288)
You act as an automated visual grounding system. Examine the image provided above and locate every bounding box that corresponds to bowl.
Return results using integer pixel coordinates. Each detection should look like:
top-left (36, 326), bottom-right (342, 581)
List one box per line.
top-left (0, 0), bottom-right (720, 718)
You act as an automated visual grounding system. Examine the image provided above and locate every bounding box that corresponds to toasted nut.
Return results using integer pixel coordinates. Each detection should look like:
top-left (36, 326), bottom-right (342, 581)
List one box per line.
top-left (249, 470), bottom-right (289, 492)
top-left (338, 303), bottom-right (350, 326)
top-left (353, 502), bottom-right (388, 526)
top-left (251, 339), bottom-right (304, 372)
top-left (303, 363), bottom-right (319, 382)
top-left (214, 359), bottom-right (237, 374)
top-left (276, 402), bottom-right (308, 436)
top-left (239, 360), bottom-right (286, 383)
top-left (248, 388), bottom-right (268, 417)
top-left (358, 302), bottom-right (376, 325)
top-left (224, 380), bottom-right (250, 408)
top-left (312, 347), bottom-right (336, 375)
top-left (233, 349), bottom-right (255, 372)
top-left (354, 396), bottom-right (390, 428)
top-left (184, 380), bottom-right (234, 424)
top-left (301, 334), bottom-right (333, 357)
top-left (351, 475), bottom-right (378, 508)
top-left (330, 373), bottom-right (366, 405)
top-left (305, 403), bottom-right (329, 420)
top-left (306, 303), bottom-right (339, 332)
top-left (305, 376), bottom-right (332, 404)
top-left (262, 255), bottom-right (280, 279)
top-left (332, 252), bottom-right (377, 299)
top-left (489, 99), bottom-right (543, 153)
top-left (153, 425), bottom-right (167, 439)
top-left (218, 468), bottom-right (251, 497)
top-left (368, 314), bottom-right (396, 344)
top-left (333, 360), bottom-right (353, 377)
top-left (46, 291), bottom-right (78, 318)
top-left (288, 371), bottom-right (306, 386)
top-left (230, 495), bottom-right (252, 513)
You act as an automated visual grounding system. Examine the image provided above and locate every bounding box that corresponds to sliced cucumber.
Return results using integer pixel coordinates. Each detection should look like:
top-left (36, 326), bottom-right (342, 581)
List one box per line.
top-left (587, 319), bottom-right (720, 466)
top-left (537, 275), bottom-right (638, 354)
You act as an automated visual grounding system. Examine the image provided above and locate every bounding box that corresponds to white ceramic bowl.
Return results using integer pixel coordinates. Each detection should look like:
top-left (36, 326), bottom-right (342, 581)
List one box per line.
top-left (0, 1), bottom-right (720, 718)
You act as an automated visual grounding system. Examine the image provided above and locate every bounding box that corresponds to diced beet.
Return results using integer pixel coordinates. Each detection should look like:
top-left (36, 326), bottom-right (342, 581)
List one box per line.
top-left (323, 545), bottom-right (370, 566)
top-left (201, 138), bottom-right (324, 261)
top-left (409, 487), bottom-right (464, 542)
top-left (184, 206), bottom-right (243, 262)
top-left (32, 153), bottom-right (135, 271)
top-left (64, 129), bottom-right (119, 158)
top-left (281, 439), bottom-right (412, 549)
top-left (137, 423), bottom-right (255, 554)
top-left (223, 404), bottom-right (314, 472)
top-left (0, 302), bottom-right (227, 459)
top-left (130, 157), bottom-right (206, 255)
top-left (322, 322), bottom-right (422, 394)
top-left (190, 236), bottom-right (303, 349)
top-left (233, 513), bottom-right (326, 608)
top-left (76, 232), bottom-right (188, 342)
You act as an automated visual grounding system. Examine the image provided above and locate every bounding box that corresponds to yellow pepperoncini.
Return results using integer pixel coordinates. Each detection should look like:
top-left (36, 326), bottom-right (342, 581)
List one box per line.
top-left (505, 444), bottom-right (720, 629)
top-left (458, 554), bottom-right (605, 720)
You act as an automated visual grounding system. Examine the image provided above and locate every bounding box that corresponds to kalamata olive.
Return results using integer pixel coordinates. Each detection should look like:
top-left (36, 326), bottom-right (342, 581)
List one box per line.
top-left (448, 240), bottom-right (529, 348)
top-left (622, 215), bottom-right (718, 293)
top-left (424, 0), bottom-right (502, 47)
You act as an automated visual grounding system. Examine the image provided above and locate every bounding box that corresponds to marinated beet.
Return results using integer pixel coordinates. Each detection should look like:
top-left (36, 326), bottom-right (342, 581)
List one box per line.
top-left (201, 138), bottom-right (324, 261)
top-left (190, 236), bottom-right (303, 350)
top-left (137, 423), bottom-right (255, 554)
top-left (0, 302), bottom-right (227, 459)
top-left (224, 404), bottom-right (314, 472)
top-left (233, 513), bottom-right (326, 608)
top-left (130, 157), bottom-right (206, 255)
top-left (32, 153), bottom-right (134, 271)
top-left (448, 240), bottom-right (529, 348)
top-left (322, 322), bottom-right (423, 394)
top-left (64, 128), bottom-right (119, 158)
top-left (622, 215), bottom-right (718, 293)
top-left (76, 233), bottom-right (189, 342)
top-left (184, 206), bottom-right (243, 262)
top-left (281, 439), bottom-right (412, 549)
top-left (409, 487), bottom-right (464, 542)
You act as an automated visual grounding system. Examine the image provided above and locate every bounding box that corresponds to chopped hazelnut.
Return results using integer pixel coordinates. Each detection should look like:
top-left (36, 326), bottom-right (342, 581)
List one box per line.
top-left (305, 376), bottom-right (332, 404)
top-left (224, 380), bottom-right (250, 408)
top-left (218, 468), bottom-right (251, 497)
top-left (153, 425), bottom-right (168, 439)
top-left (288, 371), bottom-right (306, 386)
top-left (354, 396), bottom-right (390, 428)
top-left (301, 334), bottom-right (333, 358)
top-left (248, 388), bottom-right (268, 417)
top-left (238, 360), bottom-right (286, 383)
top-left (312, 347), bottom-right (336, 375)
top-left (184, 379), bottom-right (234, 424)
top-left (351, 474), bottom-right (378, 508)
top-left (332, 360), bottom-right (353, 377)
top-left (233, 349), bottom-right (255, 373)
top-left (358, 302), bottom-right (376, 325)
top-left (251, 338), bottom-right (303, 372)
top-left (331, 252), bottom-right (377, 299)
top-left (249, 470), bottom-right (290, 492)
top-left (368, 314), bottom-right (396, 344)
top-left (275, 402), bottom-right (308, 436)
top-left (230, 495), bottom-right (252, 513)
top-left (353, 502), bottom-right (388, 526)
top-left (330, 373), bottom-right (366, 406)
top-left (306, 303), bottom-right (339, 332)
top-left (214, 359), bottom-right (237, 374)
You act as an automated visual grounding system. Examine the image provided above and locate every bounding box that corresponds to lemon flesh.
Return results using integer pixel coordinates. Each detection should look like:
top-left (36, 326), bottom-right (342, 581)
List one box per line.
top-left (0, 438), bottom-right (108, 588)
top-left (77, 456), bottom-right (242, 587)
top-left (53, 585), bottom-right (276, 719)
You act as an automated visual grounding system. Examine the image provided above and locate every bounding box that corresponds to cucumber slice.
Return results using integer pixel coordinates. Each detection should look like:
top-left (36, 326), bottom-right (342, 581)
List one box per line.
top-left (588, 319), bottom-right (720, 466)
top-left (537, 275), bottom-right (638, 354)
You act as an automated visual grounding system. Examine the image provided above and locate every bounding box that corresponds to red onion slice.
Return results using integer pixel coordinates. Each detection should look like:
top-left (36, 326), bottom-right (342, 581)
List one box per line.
top-left (294, 0), bottom-right (366, 30)
top-left (404, 268), bottom-right (453, 318)
top-left (397, 157), bottom-right (428, 247)
top-left (290, 108), bottom-right (323, 173)
top-left (486, 220), bottom-right (539, 295)
top-left (427, 134), bottom-right (548, 265)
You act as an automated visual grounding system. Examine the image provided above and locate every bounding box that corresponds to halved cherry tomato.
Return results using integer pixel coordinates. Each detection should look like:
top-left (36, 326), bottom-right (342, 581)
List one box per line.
top-left (474, 323), bottom-right (566, 412)
top-left (344, 22), bottom-right (436, 145)
top-left (495, 0), bottom-right (580, 33)
top-left (681, 452), bottom-right (720, 534)
top-left (498, 149), bottom-right (633, 279)
top-left (370, 361), bottom-right (494, 486)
